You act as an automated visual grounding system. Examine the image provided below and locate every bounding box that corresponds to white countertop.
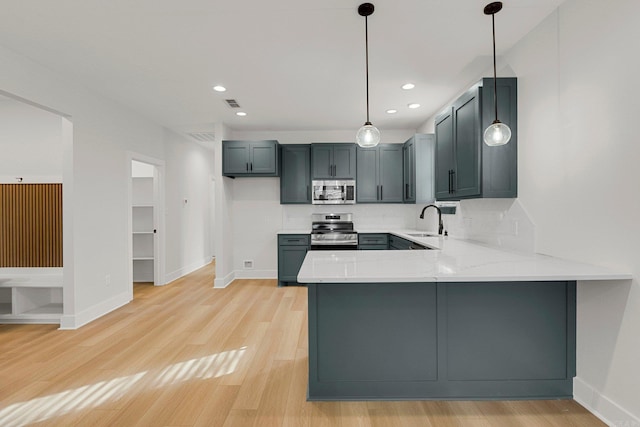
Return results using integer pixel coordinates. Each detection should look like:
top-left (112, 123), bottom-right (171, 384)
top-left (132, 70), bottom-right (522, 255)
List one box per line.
top-left (297, 230), bottom-right (632, 283)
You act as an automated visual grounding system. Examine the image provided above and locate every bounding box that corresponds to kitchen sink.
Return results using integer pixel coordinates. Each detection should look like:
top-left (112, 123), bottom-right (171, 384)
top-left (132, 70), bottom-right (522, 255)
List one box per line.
top-left (407, 233), bottom-right (439, 238)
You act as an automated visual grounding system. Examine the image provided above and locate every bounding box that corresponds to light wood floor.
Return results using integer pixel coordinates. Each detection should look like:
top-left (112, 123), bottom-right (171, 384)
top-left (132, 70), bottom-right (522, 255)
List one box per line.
top-left (0, 262), bottom-right (605, 427)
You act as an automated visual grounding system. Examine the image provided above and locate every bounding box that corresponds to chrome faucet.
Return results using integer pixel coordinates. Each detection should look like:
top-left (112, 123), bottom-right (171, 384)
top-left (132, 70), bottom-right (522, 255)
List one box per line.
top-left (419, 204), bottom-right (443, 235)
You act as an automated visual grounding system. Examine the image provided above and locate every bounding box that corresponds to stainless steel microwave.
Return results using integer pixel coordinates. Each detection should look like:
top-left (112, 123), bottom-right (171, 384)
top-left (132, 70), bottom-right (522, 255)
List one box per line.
top-left (312, 180), bottom-right (356, 204)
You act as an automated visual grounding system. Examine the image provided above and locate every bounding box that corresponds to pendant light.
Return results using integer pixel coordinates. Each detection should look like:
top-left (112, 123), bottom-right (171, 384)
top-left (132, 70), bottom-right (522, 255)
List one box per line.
top-left (356, 3), bottom-right (381, 148)
top-left (483, 1), bottom-right (511, 147)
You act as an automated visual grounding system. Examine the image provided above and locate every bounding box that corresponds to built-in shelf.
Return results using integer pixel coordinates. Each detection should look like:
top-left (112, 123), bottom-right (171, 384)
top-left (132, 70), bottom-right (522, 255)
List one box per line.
top-left (0, 280), bottom-right (63, 288)
top-left (21, 303), bottom-right (63, 316)
top-left (0, 272), bottom-right (63, 324)
top-left (0, 303), bottom-right (11, 315)
top-left (132, 177), bottom-right (155, 283)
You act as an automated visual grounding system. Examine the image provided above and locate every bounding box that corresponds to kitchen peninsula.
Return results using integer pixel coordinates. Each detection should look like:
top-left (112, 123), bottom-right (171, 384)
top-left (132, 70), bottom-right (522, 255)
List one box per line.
top-left (298, 232), bottom-right (631, 401)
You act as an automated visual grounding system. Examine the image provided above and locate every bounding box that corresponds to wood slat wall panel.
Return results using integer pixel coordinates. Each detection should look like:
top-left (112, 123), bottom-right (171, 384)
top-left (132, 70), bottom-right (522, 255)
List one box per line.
top-left (0, 184), bottom-right (63, 267)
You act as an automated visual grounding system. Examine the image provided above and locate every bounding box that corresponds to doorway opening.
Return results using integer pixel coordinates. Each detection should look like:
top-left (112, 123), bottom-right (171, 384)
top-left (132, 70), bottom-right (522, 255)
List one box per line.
top-left (0, 91), bottom-right (71, 325)
top-left (128, 156), bottom-right (165, 296)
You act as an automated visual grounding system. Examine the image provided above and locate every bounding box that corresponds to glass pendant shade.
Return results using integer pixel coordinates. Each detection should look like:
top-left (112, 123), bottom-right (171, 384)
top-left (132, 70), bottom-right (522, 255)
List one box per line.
top-left (356, 4), bottom-right (380, 149)
top-left (483, 1), bottom-right (511, 147)
top-left (483, 120), bottom-right (511, 146)
top-left (356, 122), bottom-right (380, 148)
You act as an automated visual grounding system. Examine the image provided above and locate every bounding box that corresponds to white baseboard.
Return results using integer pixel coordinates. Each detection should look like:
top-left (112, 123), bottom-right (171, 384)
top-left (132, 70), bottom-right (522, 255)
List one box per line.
top-left (213, 269), bottom-right (277, 289)
top-left (59, 291), bottom-right (130, 330)
top-left (165, 257), bottom-right (210, 284)
top-left (214, 270), bottom-right (235, 289)
top-left (574, 377), bottom-right (640, 427)
top-left (233, 269), bottom-right (277, 279)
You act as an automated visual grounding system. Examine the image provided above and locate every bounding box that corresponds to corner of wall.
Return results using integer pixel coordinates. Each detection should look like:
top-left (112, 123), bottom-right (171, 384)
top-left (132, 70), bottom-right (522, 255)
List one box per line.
top-left (214, 269), bottom-right (235, 289)
top-left (59, 290), bottom-right (130, 330)
top-left (574, 377), bottom-right (640, 427)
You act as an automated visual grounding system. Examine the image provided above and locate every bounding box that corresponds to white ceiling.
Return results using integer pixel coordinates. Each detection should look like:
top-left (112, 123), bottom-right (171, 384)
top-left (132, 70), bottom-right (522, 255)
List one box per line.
top-left (0, 0), bottom-right (565, 137)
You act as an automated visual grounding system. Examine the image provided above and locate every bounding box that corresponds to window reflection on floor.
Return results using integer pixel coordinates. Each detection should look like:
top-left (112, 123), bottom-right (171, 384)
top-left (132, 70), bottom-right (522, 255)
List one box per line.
top-left (0, 346), bottom-right (247, 426)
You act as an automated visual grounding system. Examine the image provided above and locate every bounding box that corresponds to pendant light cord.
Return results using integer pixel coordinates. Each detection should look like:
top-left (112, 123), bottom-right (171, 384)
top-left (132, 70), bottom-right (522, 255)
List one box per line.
top-left (492, 12), bottom-right (499, 122)
top-left (365, 15), bottom-right (370, 124)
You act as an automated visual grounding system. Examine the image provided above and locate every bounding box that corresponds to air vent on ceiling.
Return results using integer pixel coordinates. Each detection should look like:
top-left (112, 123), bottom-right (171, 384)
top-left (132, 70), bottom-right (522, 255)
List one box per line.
top-left (187, 132), bottom-right (216, 142)
top-left (225, 99), bottom-right (241, 108)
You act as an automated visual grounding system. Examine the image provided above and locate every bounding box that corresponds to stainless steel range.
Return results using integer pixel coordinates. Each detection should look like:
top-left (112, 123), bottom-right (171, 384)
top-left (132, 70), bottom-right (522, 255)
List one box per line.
top-left (310, 213), bottom-right (357, 250)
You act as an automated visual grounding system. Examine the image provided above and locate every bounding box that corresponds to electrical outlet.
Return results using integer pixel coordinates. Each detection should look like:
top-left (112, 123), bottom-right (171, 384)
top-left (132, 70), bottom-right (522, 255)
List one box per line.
top-left (105, 274), bottom-right (111, 286)
top-left (243, 260), bottom-right (253, 269)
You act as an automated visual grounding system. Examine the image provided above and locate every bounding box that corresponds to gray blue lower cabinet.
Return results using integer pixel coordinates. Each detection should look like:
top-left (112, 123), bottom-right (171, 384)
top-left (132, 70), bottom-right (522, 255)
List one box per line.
top-left (277, 234), bottom-right (309, 286)
top-left (357, 233), bottom-right (388, 250)
top-left (307, 280), bottom-right (576, 400)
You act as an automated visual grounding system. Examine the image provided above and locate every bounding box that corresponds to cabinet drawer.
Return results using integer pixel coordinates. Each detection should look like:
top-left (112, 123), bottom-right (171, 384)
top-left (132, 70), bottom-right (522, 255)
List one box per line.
top-left (358, 233), bottom-right (388, 246)
top-left (278, 234), bottom-right (310, 246)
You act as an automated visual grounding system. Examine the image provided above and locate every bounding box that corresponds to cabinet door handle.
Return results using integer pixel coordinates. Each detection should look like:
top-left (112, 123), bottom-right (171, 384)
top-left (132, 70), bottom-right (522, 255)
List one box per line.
top-left (405, 183), bottom-right (409, 199)
top-left (250, 162), bottom-right (253, 171)
top-left (380, 185), bottom-right (383, 200)
top-left (246, 162), bottom-right (249, 172)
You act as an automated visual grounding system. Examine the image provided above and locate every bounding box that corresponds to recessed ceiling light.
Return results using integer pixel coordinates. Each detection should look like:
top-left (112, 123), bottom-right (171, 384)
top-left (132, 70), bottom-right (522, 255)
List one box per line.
top-left (213, 85), bottom-right (227, 92)
top-left (236, 111), bottom-right (247, 117)
top-left (408, 103), bottom-right (421, 109)
top-left (402, 83), bottom-right (415, 90)
top-left (386, 109), bottom-right (398, 114)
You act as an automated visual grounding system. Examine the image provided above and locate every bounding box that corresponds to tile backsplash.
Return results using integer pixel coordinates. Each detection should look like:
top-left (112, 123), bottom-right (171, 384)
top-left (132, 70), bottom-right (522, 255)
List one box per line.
top-left (282, 204), bottom-right (417, 231)
top-left (416, 198), bottom-right (535, 253)
top-left (282, 199), bottom-right (535, 254)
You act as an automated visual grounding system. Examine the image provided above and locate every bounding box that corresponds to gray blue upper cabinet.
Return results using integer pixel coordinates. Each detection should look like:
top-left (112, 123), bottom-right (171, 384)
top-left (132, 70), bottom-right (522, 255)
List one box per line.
top-left (403, 134), bottom-right (435, 204)
top-left (435, 78), bottom-right (517, 200)
top-left (311, 143), bottom-right (356, 179)
top-left (222, 140), bottom-right (280, 177)
top-left (280, 144), bottom-right (311, 204)
top-left (356, 144), bottom-right (403, 203)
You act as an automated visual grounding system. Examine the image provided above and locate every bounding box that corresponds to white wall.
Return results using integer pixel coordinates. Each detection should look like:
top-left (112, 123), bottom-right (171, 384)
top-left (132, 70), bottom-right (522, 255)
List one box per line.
top-left (511, 2), bottom-right (639, 423)
top-left (0, 96), bottom-right (62, 182)
top-left (163, 129), bottom-right (214, 282)
top-left (131, 160), bottom-right (154, 178)
top-left (230, 129), bottom-right (415, 145)
top-left (418, 1), bottom-right (640, 423)
top-left (213, 123), bottom-right (235, 288)
top-left (222, 129), bottom-right (419, 281)
top-left (1, 45), bottom-right (214, 328)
